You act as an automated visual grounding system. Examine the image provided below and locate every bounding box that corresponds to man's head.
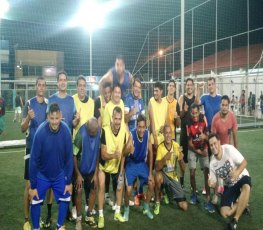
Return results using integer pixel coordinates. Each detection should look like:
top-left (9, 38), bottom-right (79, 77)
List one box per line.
top-left (185, 78), bottom-right (194, 96)
top-left (115, 55), bottom-right (125, 77)
top-left (103, 82), bottom-right (112, 103)
top-left (76, 75), bottom-right (87, 100)
top-left (132, 78), bottom-right (142, 99)
top-left (208, 133), bottom-right (221, 157)
top-left (220, 95), bottom-right (230, 116)
top-left (207, 77), bottom-right (216, 95)
top-left (163, 124), bottom-right (172, 145)
top-left (57, 71), bottom-right (68, 93)
top-left (136, 114), bottom-right (147, 139)
top-left (111, 106), bottom-right (122, 131)
top-left (36, 76), bottom-right (46, 97)
top-left (153, 81), bottom-right (164, 101)
top-left (190, 103), bottom-right (200, 123)
top-left (167, 79), bottom-right (176, 97)
top-left (112, 84), bottom-right (122, 104)
top-left (48, 103), bottom-right (62, 132)
top-left (87, 117), bottom-right (99, 137)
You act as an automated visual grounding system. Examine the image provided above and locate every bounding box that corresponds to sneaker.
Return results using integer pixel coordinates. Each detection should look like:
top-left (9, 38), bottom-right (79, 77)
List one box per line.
top-left (105, 196), bottom-right (114, 206)
top-left (129, 200), bottom-right (135, 206)
top-left (123, 207), bottom-right (129, 222)
top-left (228, 218), bottom-right (238, 230)
top-left (190, 193), bottom-right (199, 205)
top-left (98, 216), bottom-right (104, 229)
top-left (202, 188), bottom-right (207, 195)
top-left (114, 213), bottom-right (126, 222)
top-left (72, 206), bottom-right (77, 220)
top-left (66, 211), bottom-right (74, 222)
top-left (85, 216), bottom-right (97, 228)
top-left (56, 225), bottom-right (66, 230)
top-left (163, 194), bottom-right (169, 204)
top-left (204, 201), bottom-right (215, 213)
top-left (154, 203), bottom-right (160, 215)
top-left (23, 221), bottom-right (31, 230)
top-left (75, 218), bottom-right (82, 230)
top-left (134, 194), bottom-right (140, 206)
top-left (43, 217), bottom-right (52, 228)
top-left (85, 205), bottom-right (97, 215)
top-left (143, 208), bottom-right (154, 220)
top-left (112, 204), bottom-right (116, 211)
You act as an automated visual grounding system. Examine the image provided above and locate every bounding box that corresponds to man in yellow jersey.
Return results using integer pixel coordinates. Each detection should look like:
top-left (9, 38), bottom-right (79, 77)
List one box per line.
top-left (164, 79), bottom-right (180, 140)
top-left (72, 76), bottom-right (94, 140)
top-left (154, 125), bottom-right (188, 215)
top-left (148, 81), bottom-right (168, 164)
top-left (103, 84), bottom-right (125, 128)
top-left (97, 106), bottom-right (133, 228)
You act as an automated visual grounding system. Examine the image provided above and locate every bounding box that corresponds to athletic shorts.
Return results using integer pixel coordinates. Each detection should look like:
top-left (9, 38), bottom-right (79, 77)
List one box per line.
top-left (73, 172), bottom-right (95, 192)
top-left (221, 176), bottom-right (252, 207)
top-left (180, 128), bottom-right (188, 163)
top-left (188, 150), bottom-right (209, 170)
top-left (24, 148), bottom-right (30, 180)
top-left (31, 177), bottom-right (71, 205)
top-left (162, 172), bottom-right (186, 202)
top-left (125, 161), bottom-right (149, 187)
top-left (15, 106), bottom-right (22, 114)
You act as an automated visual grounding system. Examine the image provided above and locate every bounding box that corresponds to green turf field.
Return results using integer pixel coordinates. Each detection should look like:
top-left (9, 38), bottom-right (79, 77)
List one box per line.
top-left (0, 129), bottom-right (262, 229)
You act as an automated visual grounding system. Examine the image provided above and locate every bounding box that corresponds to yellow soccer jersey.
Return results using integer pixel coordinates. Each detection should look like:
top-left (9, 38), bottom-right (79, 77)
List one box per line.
top-left (156, 140), bottom-right (182, 181)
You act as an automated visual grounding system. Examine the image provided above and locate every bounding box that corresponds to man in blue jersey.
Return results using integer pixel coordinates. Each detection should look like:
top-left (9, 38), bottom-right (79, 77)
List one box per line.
top-left (124, 78), bottom-right (145, 131)
top-left (73, 117), bottom-right (100, 230)
top-left (123, 114), bottom-right (154, 221)
top-left (21, 76), bottom-right (48, 230)
top-left (29, 103), bottom-right (73, 230)
top-left (99, 55), bottom-right (133, 100)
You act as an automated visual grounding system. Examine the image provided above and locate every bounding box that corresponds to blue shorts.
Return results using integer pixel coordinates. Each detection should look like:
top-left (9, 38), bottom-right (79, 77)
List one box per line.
top-left (221, 175), bottom-right (252, 207)
top-left (125, 161), bottom-right (149, 187)
top-left (31, 177), bottom-right (71, 205)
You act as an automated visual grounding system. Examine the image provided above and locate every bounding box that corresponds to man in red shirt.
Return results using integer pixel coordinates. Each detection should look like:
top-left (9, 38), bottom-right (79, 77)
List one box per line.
top-left (211, 95), bottom-right (238, 148)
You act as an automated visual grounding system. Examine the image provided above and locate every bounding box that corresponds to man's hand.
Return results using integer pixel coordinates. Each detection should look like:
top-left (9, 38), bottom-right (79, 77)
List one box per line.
top-left (131, 107), bottom-right (138, 116)
top-left (208, 174), bottom-right (217, 188)
top-left (76, 174), bottom-right (84, 190)
top-left (229, 168), bottom-right (239, 182)
top-left (64, 184), bottom-right (73, 195)
top-left (29, 188), bottom-right (39, 201)
top-left (27, 106), bottom-right (35, 120)
top-left (183, 103), bottom-right (189, 112)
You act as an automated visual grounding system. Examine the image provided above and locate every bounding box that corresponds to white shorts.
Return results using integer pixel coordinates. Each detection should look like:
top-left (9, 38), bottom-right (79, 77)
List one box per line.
top-left (188, 150), bottom-right (209, 170)
top-left (15, 106), bottom-right (22, 114)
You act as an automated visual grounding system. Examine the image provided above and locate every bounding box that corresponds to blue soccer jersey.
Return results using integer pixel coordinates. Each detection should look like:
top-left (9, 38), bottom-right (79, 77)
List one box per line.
top-left (47, 93), bottom-right (76, 132)
top-left (112, 67), bottom-right (131, 100)
top-left (124, 93), bottom-right (145, 131)
top-left (23, 97), bottom-right (48, 149)
top-left (201, 94), bottom-right (221, 130)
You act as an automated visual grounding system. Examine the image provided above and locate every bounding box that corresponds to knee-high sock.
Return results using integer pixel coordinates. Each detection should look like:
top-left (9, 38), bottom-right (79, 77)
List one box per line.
top-left (31, 203), bottom-right (41, 229)
top-left (57, 201), bottom-right (69, 226)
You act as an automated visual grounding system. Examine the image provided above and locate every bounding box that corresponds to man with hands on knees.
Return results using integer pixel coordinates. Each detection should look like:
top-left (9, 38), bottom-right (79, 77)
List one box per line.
top-left (208, 133), bottom-right (251, 230)
top-left (29, 103), bottom-right (73, 230)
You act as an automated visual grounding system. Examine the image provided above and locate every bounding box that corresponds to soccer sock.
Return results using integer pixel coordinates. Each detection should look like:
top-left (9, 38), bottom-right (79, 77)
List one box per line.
top-left (115, 205), bottom-right (120, 214)
top-left (47, 203), bottom-right (52, 219)
top-left (99, 209), bottom-right (104, 217)
top-left (57, 201), bottom-right (69, 226)
top-left (31, 204), bottom-right (41, 229)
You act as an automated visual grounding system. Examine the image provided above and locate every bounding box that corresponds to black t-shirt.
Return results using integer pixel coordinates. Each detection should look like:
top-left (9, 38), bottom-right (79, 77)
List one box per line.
top-left (94, 97), bottom-right (101, 119)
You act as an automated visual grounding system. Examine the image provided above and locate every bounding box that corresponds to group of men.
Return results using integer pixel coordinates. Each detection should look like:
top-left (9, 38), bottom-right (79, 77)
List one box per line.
top-left (21, 55), bottom-right (251, 230)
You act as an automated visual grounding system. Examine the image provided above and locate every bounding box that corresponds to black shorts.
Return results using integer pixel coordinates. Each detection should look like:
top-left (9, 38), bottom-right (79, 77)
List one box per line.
top-left (24, 148), bottom-right (30, 180)
top-left (73, 172), bottom-right (95, 192)
top-left (221, 176), bottom-right (252, 207)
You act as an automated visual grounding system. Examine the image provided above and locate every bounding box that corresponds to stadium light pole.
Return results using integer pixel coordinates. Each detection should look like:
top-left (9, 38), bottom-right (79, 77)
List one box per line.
top-left (0, 0), bottom-right (10, 97)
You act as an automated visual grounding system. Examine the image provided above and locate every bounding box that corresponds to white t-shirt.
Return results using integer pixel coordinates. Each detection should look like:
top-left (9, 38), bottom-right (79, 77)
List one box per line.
top-left (209, 144), bottom-right (249, 187)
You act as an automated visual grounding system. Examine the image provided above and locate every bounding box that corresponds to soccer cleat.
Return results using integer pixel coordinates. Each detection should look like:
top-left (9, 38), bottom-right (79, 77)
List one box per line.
top-left (190, 193), bottom-right (199, 205)
top-left (98, 216), bottom-right (104, 229)
top-left (85, 205), bottom-right (97, 215)
top-left (243, 207), bottom-right (251, 216)
top-left (112, 204), bottom-right (116, 211)
top-left (105, 195), bottom-right (114, 206)
top-left (23, 221), bottom-right (31, 230)
top-left (163, 194), bottom-right (169, 204)
top-left (85, 216), bottom-right (97, 228)
top-left (154, 203), bottom-right (160, 215)
top-left (143, 208), bottom-right (154, 220)
top-left (202, 187), bottom-right (207, 195)
top-left (228, 218), bottom-right (238, 230)
top-left (75, 218), bottom-right (82, 230)
top-left (204, 201), bottom-right (215, 213)
top-left (134, 194), bottom-right (140, 206)
top-left (123, 207), bottom-right (129, 222)
top-left (43, 217), bottom-right (52, 228)
top-left (114, 213), bottom-right (126, 222)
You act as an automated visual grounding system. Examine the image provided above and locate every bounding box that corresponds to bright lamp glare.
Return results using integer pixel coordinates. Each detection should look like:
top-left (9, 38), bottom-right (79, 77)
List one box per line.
top-left (68, 0), bottom-right (120, 32)
top-left (0, 0), bottom-right (9, 19)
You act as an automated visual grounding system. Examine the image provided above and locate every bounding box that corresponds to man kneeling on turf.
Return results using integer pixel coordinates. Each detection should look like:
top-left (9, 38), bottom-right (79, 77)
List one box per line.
top-left (154, 124), bottom-right (188, 214)
top-left (124, 114), bottom-right (154, 221)
top-left (208, 133), bottom-right (251, 230)
top-left (29, 103), bottom-right (73, 230)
